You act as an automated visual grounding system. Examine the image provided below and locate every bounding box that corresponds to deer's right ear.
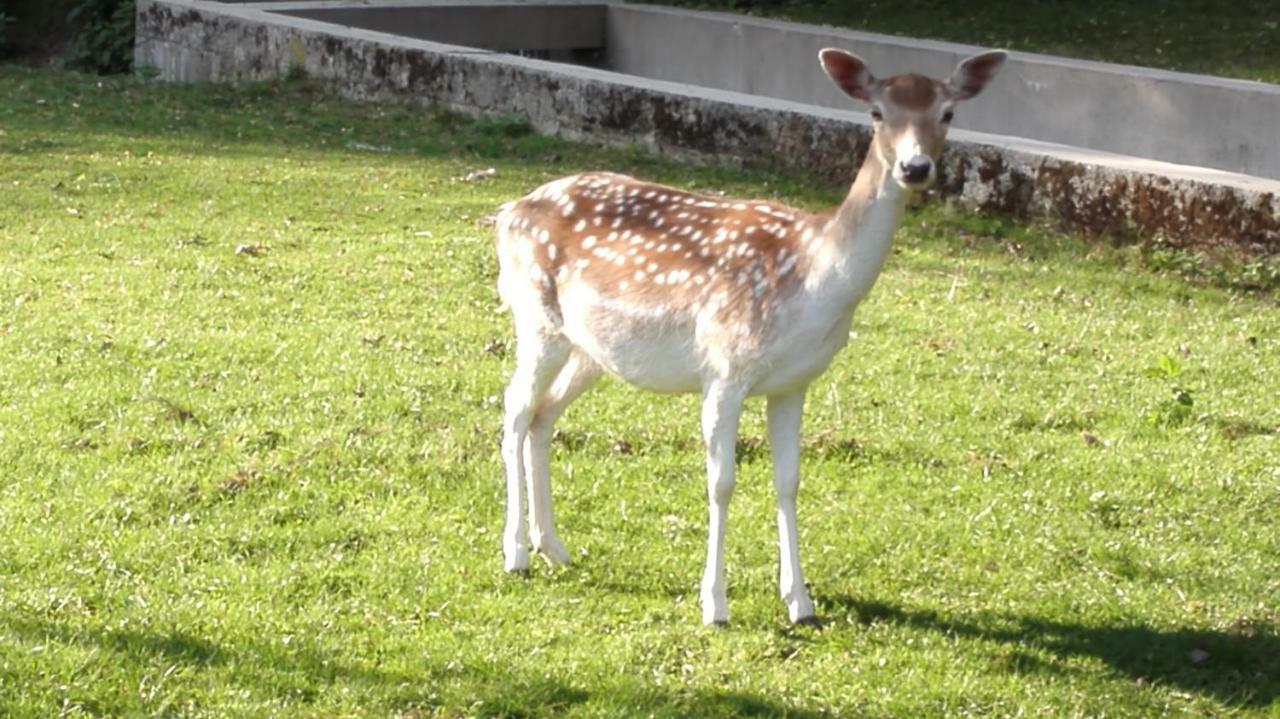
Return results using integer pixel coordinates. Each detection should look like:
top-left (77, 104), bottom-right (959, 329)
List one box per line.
top-left (819, 48), bottom-right (875, 103)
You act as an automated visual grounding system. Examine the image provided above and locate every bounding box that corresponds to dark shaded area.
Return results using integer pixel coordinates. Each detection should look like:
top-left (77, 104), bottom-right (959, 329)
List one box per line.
top-left (3, 0), bottom-right (133, 73)
top-left (1, 613), bottom-right (821, 717)
top-left (824, 595), bottom-right (1280, 708)
top-left (2, 0), bottom-right (78, 59)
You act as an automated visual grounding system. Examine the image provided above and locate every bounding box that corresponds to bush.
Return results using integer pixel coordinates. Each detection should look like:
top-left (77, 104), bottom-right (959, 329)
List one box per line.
top-left (66, 0), bottom-right (134, 74)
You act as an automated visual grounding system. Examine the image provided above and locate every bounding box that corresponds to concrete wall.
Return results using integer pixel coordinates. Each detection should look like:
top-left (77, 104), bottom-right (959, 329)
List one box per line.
top-left (134, 0), bottom-right (1280, 251)
top-left (605, 5), bottom-right (1280, 181)
top-left (275, 3), bottom-right (605, 52)
top-left (231, 1), bottom-right (1280, 181)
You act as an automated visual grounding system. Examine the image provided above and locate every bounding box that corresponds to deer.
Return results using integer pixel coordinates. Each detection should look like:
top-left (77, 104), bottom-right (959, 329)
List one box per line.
top-left (494, 47), bottom-right (1007, 625)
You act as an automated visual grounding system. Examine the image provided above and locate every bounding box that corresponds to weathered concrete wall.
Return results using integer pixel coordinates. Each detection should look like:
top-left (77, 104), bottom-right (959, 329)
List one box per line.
top-left (606, 4), bottom-right (1280, 181)
top-left (275, 3), bottom-right (605, 52)
top-left (135, 0), bottom-right (1280, 252)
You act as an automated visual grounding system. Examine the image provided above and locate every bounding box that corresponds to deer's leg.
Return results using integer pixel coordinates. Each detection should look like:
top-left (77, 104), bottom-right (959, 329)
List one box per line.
top-left (768, 389), bottom-right (817, 624)
top-left (523, 350), bottom-right (601, 566)
top-left (699, 381), bottom-right (746, 625)
top-left (502, 330), bottom-right (570, 573)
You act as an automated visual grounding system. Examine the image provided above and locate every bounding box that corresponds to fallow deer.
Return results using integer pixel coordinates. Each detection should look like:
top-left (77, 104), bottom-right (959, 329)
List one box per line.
top-left (495, 48), bottom-right (1007, 625)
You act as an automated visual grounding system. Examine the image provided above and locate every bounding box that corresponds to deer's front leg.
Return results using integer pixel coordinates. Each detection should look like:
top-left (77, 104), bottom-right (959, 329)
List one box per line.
top-left (768, 389), bottom-right (816, 624)
top-left (699, 381), bottom-right (745, 625)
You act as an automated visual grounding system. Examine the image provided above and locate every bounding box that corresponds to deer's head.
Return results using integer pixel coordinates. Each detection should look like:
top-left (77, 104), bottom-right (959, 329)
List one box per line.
top-left (819, 48), bottom-right (1007, 191)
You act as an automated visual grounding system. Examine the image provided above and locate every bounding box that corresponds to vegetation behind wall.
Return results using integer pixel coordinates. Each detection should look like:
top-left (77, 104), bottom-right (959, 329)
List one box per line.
top-left (4, 0), bottom-right (134, 73)
top-left (65, 0), bottom-right (136, 73)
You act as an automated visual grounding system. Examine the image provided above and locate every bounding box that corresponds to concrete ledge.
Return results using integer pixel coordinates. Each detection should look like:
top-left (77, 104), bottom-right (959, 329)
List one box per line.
top-left (274, 3), bottom-right (606, 53)
top-left (135, 0), bottom-right (1280, 251)
top-left (605, 4), bottom-right (1280, 181)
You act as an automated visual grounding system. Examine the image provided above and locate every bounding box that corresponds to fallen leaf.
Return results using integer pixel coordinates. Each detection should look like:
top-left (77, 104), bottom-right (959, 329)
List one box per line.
top-left (347, 141), bottom-right (392, 153)
top-left (460, 168), bottom-right (497, 183)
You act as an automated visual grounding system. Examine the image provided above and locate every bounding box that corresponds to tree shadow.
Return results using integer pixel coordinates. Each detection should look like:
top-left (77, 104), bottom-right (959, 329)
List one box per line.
top-left (822, 594), bottom-right (1279, 708)
top-left (2, 613), bottom-right (817, 717)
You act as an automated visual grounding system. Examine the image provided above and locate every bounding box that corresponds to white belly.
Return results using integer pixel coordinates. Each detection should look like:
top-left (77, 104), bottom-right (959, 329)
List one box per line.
top-left (749, 305), bottom-right (856, 397)
top-left (560, 288), bottom-right (704, 394)
top-left (556, 284), bottom-right (860, 397)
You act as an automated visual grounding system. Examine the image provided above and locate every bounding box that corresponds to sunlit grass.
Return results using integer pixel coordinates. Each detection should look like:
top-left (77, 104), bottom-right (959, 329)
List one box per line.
top-left (0, 67), bottom-right (1276, 717)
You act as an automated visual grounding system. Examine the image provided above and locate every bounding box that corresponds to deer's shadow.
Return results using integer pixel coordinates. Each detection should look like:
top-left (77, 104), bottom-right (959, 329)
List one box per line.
top-left (821, 594), bottom-right (1278, 708)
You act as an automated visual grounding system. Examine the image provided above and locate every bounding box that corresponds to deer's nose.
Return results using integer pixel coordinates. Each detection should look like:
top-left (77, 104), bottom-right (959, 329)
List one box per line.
top-left (900, 155), bottom-right (933, 184)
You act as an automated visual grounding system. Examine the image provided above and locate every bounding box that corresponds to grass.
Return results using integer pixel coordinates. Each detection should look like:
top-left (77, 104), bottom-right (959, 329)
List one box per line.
top-left (0, 65), bottom-right (1277, 717)
top-left (641, 0), bottom-right (1280, 84)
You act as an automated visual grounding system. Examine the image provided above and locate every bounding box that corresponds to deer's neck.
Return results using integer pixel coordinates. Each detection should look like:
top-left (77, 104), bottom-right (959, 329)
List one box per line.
top-left (808, 146), bottom-right (907, 300)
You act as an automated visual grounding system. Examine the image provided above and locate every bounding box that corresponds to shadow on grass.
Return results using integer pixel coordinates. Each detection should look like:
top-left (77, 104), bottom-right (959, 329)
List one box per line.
top-left (823, 594), bottom-right (1279, 708)
top-left (2, 614), bottom-right (816, 717)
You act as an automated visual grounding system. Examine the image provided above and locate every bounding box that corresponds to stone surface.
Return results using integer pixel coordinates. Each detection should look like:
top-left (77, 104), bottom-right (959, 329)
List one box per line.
top-left (604, 4), bottom-right (1280, 181)
top-left (135, 0), bottom-right (1279, 252)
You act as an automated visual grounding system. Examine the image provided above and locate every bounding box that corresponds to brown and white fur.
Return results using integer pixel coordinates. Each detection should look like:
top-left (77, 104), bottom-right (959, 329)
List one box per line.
top-left (495, 48), bottom-right (1006, 625)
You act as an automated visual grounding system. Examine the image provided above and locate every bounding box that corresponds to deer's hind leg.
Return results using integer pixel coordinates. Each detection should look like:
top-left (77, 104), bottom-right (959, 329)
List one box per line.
top-left (523, 349), bottom-right (602, 566)
top-left (502, 321), bottom-right (571, 573)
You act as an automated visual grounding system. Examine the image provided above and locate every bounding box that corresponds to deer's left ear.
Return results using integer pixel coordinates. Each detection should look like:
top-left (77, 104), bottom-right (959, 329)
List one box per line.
top-left (947, 50), bottom-right (1007, 100)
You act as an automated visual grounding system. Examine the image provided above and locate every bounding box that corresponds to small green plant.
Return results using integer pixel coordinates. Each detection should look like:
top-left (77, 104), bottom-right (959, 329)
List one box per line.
top-left (473, 112), bottom-right (533, 138)
top-left (1143, 243), bottom-right (1203, 277)
top-left (67, 0), bottom-right (136, 74)
top-left (1238, 255), bottom-right (1280, 295)
top-left (1142, 354), bottom-right (1196, 426)
top-left (1139, 239), bottom-right (1279, 296)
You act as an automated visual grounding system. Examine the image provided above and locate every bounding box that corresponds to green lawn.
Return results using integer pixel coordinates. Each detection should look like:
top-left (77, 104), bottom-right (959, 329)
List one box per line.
top-left (642, 0), bottom-right (1280, 84)
top-left (0, 67), bottom-right (1277, 717)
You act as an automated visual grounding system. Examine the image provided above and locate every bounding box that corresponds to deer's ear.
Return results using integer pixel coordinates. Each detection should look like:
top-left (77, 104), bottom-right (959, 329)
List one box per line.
top-left (819, 48), bottom-right (875, 102)
top-left (948, 50), bottom-right (1007, 100)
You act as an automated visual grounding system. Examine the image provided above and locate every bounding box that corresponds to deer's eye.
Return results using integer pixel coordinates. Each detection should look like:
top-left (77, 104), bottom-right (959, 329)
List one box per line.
top-left (942, 109), bottom-right (955, 123)
top-left (870, 108), bottom-right (884, 122)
